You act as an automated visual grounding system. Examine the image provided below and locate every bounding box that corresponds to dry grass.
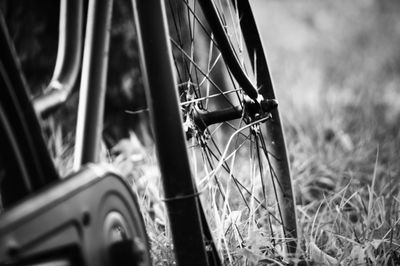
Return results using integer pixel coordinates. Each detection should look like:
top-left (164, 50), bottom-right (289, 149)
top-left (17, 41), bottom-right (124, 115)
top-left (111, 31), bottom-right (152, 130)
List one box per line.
top-left (254, 0), bottom-right (400, 265)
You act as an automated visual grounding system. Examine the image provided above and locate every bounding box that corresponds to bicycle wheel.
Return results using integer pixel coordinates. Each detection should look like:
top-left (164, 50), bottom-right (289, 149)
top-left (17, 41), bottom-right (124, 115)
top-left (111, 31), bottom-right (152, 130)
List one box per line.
top-left (167, 0), bottom-right (297, 262)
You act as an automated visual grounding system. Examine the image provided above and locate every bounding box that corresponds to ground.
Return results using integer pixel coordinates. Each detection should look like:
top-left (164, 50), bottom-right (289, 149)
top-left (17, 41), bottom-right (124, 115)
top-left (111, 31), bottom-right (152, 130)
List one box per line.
top-left (252, 0), bottom-right (400, 264)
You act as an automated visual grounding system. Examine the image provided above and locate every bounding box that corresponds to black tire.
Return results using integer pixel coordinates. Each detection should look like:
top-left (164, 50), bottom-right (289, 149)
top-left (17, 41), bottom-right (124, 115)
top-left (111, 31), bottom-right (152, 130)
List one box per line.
top-left (167, 0), bottom-right (297, 261)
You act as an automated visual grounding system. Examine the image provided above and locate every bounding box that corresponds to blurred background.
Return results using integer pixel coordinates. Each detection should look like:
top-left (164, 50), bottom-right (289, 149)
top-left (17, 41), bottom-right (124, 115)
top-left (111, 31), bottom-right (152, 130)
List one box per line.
top-left (252, 0), bottom-right (400, 202)
top-left (251, 3), bottom-right (400, 262)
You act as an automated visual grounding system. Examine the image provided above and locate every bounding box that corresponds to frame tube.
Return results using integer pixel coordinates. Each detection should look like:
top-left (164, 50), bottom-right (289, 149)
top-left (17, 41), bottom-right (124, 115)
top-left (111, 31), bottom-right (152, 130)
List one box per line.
top-left (74, 0), bottom-right (113, 169)
top-left (0, 13), bottom-right (59, 203)
top-left (132, 1), bottom-right (211, 265)
top-left (197, 0), bottom-right (258, 101)
top-left (33, 0), bottom-right (83, 118)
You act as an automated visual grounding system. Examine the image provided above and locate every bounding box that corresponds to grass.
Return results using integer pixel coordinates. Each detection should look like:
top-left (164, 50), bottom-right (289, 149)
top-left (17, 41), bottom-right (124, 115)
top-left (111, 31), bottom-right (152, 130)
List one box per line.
top-left (43, 0), bottom-right (400, 265)
top-left (253, 0), bottom-right (400, 264)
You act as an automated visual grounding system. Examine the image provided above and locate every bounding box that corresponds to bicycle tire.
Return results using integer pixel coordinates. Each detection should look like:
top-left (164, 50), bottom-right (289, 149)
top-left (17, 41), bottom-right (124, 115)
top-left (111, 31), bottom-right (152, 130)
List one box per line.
top-left (167, 0), bottom-right (297, 262)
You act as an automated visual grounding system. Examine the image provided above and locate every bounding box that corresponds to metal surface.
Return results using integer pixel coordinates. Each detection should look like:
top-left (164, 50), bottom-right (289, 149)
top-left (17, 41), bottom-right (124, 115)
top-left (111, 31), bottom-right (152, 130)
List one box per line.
top-left (0, 165), bottom-right (151, 265)
top-left (198, 0), bottom-right (259, 101)
top-left (193, 106), bottom-right (243, 130)
top-left (74, 0), bottom-right (113, 169)
top-left (33, 0), bottom-right (83, 117)
top-left (193, 99), bottom-right (278, 130)
top-left (0, 12), bottom-right (59, 207)
top-left (132, 0), bottom-right (214, 265)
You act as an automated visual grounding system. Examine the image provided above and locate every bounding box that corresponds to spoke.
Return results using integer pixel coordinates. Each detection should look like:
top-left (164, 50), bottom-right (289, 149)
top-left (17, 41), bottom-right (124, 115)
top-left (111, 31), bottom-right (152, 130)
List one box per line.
top-left (205, 36), bottom-right (216, 108)
top-left (258, 130), bottom-right (285, 192)
top-left (188, 0), bottom-right (203, 97)
top-left (196, 126), bottom-right (283, 225)
top-left (257, 130), bottom-right (287, 231)
top-left (169, 0), bottom-right (200, 100)
top-left (254, 130), bottom-right (276, 246)
top-left (227, 0), bottom-right (243, 59)
top-left (172, 51), bottom-right (184, 87)
top-left (180, 88), bottom-right (242, 105)
top-left (171, 38), bottom-right (237, 109)
top-left (168, 0), bottom-right (294, 259)
top-left (226, 65), bottom-right (244, 108)
top-left (212, 0), bottom-right (243, 69)
top-left (183, 0), bottom-right (220, 49)
top-left (199, 52), bottom-right (222, 87)
top-left (254, 130), bottom-right (267, 206)
top-left (202, 142), bottom-right (227, 208)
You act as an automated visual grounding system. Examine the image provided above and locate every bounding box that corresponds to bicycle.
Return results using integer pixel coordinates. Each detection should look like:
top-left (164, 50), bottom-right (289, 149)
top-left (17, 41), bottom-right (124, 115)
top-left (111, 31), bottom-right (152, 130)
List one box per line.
top-left (0, 0), bottom-right (297, 265)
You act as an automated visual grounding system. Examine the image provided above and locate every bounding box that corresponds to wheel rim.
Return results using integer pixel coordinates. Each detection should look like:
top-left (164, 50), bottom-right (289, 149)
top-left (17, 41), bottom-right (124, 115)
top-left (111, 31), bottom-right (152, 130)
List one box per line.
top-left (167, 0), bottom-right (297, 262)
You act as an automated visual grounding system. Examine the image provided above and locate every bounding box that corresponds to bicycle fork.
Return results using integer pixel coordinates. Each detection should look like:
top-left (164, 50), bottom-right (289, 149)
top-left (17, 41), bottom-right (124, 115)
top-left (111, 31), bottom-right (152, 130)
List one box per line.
top-left (132, 0), bottom-right (221, 265)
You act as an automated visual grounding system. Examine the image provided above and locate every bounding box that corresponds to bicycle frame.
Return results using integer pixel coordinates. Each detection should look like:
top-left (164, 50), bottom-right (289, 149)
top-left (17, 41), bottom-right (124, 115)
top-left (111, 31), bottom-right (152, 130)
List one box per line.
top-left (1, 0), bottom-right (296, 264)
top-left (74, 0), bottom-right (113, 168)
top-left (0, 1), bottom-right (151, 264)
top-left (73, 0), bottom-right (295, 263)
top-left (134, 0), bottom-right (297, 262)
top-left (71, 0), bottom-right (222, 264)
top-left (33, 0), bottom-right (83, 118)
top-left (0, 13), bottom-right (59, 204)
top-left (133, 1), bottom-right (220, 265)
top-left (199, 0), bottom-right (297, 253)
